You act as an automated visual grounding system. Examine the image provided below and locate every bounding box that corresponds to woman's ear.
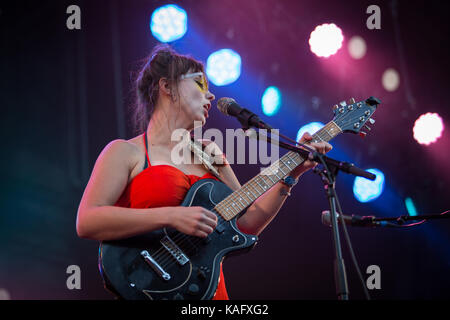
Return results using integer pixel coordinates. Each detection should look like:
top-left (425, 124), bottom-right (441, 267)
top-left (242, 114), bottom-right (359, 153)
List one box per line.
top-left (158, 77), bottom-right (171, 96)
top-left (158, 77), bottom-right (177, 102)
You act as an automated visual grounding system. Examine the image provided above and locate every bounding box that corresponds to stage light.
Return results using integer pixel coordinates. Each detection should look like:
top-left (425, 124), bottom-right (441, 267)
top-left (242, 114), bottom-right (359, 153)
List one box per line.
top-left (413, 112), bottom-right (444, 145)
top-left (348, 36), bottom-right (367, 59)
top-left (206, 49), bottom-right (241, 86)
top-left (405, 197), bottom-right (418, 216)
top-left (309, 23), bottom-right (344, 58)
top-left (382, 68), bottom-right (400, 92)
top-left (150, 4), bottom-right (188, 43)
top-left (353, 168), bottom-right (385, 203)
top-left (261, 86), bottom-right (282, 116)
top-left (296, 122), bottom-right (325, 142)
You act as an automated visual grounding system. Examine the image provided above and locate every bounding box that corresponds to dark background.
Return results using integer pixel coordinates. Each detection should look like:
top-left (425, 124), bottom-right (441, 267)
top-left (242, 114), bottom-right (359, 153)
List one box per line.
top-left (0, 0), bottom-right (449, 300)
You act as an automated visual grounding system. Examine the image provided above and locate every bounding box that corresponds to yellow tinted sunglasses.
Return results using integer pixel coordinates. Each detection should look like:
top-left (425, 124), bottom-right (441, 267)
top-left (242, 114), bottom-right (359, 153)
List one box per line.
top-left (180, 72), bottom-right (209, 93)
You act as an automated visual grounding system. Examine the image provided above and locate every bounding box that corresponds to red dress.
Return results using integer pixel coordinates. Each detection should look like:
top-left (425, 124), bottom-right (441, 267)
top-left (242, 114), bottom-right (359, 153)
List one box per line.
top-left (114, 133), bottom-right (229, 300)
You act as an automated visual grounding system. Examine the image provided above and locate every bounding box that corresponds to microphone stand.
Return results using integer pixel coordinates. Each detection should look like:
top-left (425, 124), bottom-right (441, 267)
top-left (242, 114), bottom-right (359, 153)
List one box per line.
top-left (312, 159), bottom-right (349, 300)
top-left (243, 128), bottom-right (375, 300)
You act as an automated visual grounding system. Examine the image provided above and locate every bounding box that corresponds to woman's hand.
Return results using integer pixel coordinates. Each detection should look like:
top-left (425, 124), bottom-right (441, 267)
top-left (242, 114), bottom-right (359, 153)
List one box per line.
top-left (168, 206), bottom-right (218, 238)
top-left (289, 132), bottom-right (333, 179)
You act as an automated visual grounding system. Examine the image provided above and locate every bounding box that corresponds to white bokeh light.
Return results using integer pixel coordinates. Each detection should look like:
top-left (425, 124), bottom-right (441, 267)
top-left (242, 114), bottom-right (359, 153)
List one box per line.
top-left (382, 68), bottom-right (400, 92)
top-left (348, 36), bottom-right (367, 59)
top-left (413, 113), bottom-right (444, 145)
top-left (309, 23), bottom-right (344, 58)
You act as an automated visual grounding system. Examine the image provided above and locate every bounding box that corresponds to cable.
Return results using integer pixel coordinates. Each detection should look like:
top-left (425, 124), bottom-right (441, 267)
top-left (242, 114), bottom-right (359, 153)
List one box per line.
top-left (315, 154), bottom-right (371, 300)
top-left (384, 209), bottom-right (450, 228)
top-left (333, 189), bottom-right (371, 300)
top-left (258, 128), bottom-right (372, 299)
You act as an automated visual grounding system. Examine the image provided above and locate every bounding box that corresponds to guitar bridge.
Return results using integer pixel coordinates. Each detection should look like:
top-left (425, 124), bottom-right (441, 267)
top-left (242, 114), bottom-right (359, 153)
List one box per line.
top-left (160, 236), bottom-right (189, 266)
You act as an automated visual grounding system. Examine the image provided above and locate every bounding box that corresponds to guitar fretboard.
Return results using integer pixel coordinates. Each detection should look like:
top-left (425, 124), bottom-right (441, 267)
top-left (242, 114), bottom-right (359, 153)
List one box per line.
top-left (214, 121), bottom-right (342, 221)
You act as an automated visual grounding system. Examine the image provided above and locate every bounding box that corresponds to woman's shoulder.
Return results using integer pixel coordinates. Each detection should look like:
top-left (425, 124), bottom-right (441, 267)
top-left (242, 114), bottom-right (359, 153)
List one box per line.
top-left (102, 137), bottom-right (141, 157)
top-left (98, 136), bottom-right (144, 173)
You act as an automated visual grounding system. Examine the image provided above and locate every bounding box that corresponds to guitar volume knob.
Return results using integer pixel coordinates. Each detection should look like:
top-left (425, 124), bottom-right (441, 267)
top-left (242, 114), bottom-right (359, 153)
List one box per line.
top-left (197, 269), bottom-right (207, 280)
top-left (187, 283), bottom-right (200, 295)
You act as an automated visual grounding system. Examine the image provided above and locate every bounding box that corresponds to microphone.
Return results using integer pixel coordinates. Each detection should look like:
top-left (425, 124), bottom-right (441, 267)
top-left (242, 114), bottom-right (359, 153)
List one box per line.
top-left (217, 97), bottom-right (272, 130)
top-left (321, 210), bottom-right (390, 228)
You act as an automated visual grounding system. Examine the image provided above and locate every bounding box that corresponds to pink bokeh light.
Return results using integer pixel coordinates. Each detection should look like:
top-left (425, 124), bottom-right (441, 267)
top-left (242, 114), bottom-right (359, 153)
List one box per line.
top-left (413, 113), bottom-right (444, 145)
top-left (309, 23), bottom-right (344, 58)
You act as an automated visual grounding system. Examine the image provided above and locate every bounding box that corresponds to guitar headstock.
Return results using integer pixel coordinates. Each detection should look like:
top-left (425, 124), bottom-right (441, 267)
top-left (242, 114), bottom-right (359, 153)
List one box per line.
top-left (332, 96), bottom-right (381, 137)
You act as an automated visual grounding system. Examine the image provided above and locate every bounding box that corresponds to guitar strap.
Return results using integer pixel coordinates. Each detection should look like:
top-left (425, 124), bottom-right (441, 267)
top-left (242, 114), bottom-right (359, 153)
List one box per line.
top-left (144, 132), bottom-right (222, 180)
top-left (188, 138), bottom-right (222, 180)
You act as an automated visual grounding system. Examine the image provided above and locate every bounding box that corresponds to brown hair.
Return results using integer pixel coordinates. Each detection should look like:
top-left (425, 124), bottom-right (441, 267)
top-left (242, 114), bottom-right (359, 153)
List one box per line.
top-left (130, 44), bottom-right (205, 135)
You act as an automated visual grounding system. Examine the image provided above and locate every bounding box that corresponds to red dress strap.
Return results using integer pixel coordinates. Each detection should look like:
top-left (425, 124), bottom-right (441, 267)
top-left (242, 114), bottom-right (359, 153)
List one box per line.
top-left (142, 133), bottom-right (151, 167)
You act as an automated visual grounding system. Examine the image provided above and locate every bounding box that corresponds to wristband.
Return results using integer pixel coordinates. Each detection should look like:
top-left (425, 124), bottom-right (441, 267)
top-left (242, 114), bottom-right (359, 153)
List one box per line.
top-left (281, 176), bottom-right (298, 188)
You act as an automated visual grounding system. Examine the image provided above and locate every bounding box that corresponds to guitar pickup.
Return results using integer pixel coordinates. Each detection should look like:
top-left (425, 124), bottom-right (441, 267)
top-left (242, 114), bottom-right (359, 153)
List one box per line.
top-left (160, 236), bottom-right (189, 266)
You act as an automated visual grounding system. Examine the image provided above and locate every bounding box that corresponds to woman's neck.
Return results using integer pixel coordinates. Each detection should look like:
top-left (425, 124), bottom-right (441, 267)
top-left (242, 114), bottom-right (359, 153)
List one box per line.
top-left (146, 107), bottom-right (191, 147)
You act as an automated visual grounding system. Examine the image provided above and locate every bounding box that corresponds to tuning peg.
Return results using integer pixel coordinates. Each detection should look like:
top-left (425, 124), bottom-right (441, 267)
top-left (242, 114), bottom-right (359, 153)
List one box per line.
top-left (333, 104), bottom-right (339, 111)
top-left (364, 125), bottom-right (371, 131)
top-left (359, 132), bottom-right (367, 138)
top-left (368, 118), bottom-right (375, 124)
top-left (339, 101), bottom-right (347, 107)
top-left (348, 98), bottom-right (355, 104)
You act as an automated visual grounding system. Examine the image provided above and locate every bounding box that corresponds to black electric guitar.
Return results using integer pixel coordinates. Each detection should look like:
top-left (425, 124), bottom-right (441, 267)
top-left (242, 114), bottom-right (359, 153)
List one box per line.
top-left (98, 96), bottom-right (381, 300)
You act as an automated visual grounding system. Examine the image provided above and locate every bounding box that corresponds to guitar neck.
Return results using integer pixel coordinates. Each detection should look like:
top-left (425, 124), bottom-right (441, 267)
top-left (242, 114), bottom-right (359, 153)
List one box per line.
top-left (214, 121), bottom-right (342, 221)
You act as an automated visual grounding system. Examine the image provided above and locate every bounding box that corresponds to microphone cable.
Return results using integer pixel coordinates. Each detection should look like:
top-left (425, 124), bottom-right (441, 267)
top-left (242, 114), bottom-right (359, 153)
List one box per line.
top-left (333, 188), bottom-right (371, 300)
top-left (314, 152), bottom-right (372, 300)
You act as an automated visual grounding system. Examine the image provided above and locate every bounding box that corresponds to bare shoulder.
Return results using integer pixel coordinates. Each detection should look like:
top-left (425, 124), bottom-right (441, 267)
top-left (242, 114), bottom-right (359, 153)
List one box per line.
top-left (101, 138), bottom-right (138, 160)
top-left (97, 137), bottom-right (142, 174)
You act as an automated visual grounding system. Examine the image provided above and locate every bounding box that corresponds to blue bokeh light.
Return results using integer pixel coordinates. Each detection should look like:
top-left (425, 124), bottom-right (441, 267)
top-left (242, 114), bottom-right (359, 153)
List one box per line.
top-left (353, 168), bottom-right (385, 203)
top-left (296, 122), bottom-right (325, 142)
top-left (206, 49), bottom-right (241, 86)
top-left (150, 4), bottom-right (188, 43)
top-left (261, 86), bottom-right (282, 116)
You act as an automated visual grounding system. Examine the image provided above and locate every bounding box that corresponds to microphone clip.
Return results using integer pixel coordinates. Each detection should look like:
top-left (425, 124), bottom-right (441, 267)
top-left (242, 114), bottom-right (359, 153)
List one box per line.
top-left (235, 107), bottom-right (272, 131)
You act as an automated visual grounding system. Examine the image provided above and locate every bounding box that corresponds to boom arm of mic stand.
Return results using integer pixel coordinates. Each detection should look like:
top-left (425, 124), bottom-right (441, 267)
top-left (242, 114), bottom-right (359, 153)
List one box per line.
top-left (248, 129), bottom-right (376, 181)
